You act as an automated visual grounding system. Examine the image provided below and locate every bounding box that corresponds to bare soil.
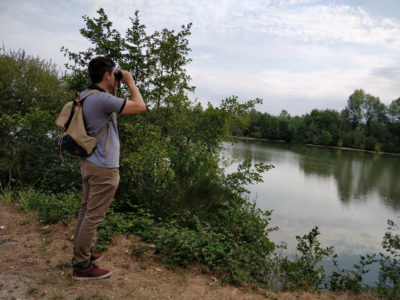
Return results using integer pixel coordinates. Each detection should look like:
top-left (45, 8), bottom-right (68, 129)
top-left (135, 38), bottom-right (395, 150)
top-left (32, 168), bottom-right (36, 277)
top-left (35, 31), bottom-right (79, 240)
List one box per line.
top-left (0, 203), bottom-right (377, 300)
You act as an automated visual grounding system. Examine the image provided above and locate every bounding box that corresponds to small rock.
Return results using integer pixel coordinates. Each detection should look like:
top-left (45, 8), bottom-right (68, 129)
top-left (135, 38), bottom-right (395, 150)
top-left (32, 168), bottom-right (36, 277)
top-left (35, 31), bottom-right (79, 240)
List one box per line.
top-left (155, 268), bottom-right (162, 272)
top-left (0, 226), bottom-right (5, 230)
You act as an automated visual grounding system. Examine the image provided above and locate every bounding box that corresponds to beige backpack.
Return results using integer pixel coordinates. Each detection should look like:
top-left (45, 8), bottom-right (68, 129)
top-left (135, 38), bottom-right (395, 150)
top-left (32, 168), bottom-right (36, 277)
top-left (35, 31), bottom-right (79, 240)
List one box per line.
top-left (55, 90), bottom-right (110, 157)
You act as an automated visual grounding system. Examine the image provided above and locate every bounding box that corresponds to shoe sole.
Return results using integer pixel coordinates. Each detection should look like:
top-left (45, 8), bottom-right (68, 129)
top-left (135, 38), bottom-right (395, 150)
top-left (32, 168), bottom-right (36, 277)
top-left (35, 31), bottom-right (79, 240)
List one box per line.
top-left (91, 256), bottom-right (102, 263)
top-left (72, 271), bottom-right (112, 281)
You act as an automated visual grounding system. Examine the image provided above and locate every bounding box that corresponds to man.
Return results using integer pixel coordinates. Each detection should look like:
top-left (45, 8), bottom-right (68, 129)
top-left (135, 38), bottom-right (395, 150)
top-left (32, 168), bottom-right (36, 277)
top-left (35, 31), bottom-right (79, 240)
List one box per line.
top-left (72, 56), bottom-right (146, 280)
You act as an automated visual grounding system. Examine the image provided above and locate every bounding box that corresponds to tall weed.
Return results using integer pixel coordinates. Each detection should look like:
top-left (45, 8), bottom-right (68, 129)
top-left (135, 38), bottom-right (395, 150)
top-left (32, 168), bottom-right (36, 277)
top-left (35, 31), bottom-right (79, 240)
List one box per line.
top-left (0, 184), bottom-right (13, 204)
top-left (11, 188), bottom-right (80, 224)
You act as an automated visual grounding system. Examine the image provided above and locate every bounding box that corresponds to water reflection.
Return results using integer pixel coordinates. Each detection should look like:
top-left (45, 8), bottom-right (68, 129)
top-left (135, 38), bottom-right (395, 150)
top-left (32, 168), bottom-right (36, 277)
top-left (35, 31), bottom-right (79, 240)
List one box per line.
top-left (226, 140), bottom-right (400, 211)
top-left (224, 140), bottom-right (400, 284)
top-left (299, 147), bottom-right (400, 211)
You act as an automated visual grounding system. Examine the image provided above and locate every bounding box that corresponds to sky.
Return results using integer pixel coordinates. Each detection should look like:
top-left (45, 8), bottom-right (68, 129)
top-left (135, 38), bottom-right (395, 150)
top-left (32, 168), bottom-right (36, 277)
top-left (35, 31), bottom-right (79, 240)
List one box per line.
top-left (1, 0), bottom-right (400, 115)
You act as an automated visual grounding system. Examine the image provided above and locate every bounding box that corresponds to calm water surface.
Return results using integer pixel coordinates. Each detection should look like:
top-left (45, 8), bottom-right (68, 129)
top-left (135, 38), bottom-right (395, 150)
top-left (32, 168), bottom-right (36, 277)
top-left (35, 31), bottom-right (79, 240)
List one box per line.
top-left (223, 140), bottom-right (400, 283)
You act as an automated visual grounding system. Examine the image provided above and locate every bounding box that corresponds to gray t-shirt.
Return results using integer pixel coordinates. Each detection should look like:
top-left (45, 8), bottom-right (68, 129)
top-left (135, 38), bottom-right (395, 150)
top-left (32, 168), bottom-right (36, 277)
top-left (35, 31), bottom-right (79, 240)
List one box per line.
top-left (81, 87), bottom-right (126, 168)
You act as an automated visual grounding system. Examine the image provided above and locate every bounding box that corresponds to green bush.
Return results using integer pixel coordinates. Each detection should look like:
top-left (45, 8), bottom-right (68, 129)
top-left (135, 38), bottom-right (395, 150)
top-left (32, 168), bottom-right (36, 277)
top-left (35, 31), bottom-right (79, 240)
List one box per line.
top-left (92, 200), bottom-right (276, 286)
top-left (365, 136), bottom-right (377, 151)
top-left (14, 188), bottom-right (80, 224)
top-left (375, 220), bottom-right (400, 299)
top-left (38, 193), bottom-right (80, 225)
top-left (277, 227), bottom-right (334, 291)
top-left (0, 50), bottom-right (78, 192)
top-left (137, 207), bottom-right (275, 286)
top-left (317, 130), bottom-right (332, 146)
top-left (327, 254), bottom-right (376, 294)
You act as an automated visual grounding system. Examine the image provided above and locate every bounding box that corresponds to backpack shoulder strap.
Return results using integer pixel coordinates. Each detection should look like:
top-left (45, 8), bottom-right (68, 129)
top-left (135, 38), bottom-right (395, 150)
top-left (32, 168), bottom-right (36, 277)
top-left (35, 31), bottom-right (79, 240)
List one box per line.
top-left (95, 121), bottom-right (111, 156)
top-left (76, 89), bottom-right (101, 107)
top-left (79, 89), bottom-right (111, 155)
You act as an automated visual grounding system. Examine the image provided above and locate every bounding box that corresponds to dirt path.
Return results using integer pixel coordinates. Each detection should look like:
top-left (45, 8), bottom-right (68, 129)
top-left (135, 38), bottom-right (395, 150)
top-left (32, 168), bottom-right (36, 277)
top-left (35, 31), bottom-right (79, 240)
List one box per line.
top-left (0, 203), bottom-right (376, 300)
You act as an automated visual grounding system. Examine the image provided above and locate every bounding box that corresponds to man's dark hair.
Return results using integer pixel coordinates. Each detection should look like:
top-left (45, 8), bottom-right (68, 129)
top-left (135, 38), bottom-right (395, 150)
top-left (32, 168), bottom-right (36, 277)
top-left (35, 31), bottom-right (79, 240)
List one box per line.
top-left (88, 56), bottom-right (116, 84)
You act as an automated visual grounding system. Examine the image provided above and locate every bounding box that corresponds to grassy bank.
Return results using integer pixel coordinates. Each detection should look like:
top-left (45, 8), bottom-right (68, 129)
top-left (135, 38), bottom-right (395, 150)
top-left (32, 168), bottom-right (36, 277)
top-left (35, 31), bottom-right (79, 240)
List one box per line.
top-left (1, 186), bottom-right (399, 299)
top-left (1, 201), bottom-right (379, 300)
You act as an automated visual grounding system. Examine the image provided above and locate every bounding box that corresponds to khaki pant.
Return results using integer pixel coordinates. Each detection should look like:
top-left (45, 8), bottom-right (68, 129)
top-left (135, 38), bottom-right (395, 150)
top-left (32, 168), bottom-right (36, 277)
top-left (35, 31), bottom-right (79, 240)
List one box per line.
top-left (73, 159), bottom-right (119, 270)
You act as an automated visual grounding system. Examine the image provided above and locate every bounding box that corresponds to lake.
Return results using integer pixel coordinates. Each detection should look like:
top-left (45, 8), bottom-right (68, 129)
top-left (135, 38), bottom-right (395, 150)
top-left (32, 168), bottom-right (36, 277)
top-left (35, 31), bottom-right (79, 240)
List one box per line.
top-left (223, 139), bottom-right (400, 284)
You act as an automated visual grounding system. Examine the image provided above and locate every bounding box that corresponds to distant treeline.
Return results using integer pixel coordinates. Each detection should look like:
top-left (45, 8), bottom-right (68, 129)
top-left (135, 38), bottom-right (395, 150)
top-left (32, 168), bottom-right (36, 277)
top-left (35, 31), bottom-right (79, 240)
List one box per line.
top-left (230, 89), bottom-right (400, 153)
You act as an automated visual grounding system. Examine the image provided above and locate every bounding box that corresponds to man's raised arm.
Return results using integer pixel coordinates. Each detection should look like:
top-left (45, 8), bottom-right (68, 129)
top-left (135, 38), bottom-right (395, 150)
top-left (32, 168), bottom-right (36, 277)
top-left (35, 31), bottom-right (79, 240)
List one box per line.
top-left (119, 70), bottom-right (146, 115)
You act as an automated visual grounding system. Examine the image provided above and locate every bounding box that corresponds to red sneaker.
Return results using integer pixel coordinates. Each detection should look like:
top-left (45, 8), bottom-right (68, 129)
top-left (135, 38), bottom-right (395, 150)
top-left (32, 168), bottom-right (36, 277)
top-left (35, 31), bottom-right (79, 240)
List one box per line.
top-left (90, 253), bottom-right (102, 263)
top-left (72, 264), bottom-right (111, 280)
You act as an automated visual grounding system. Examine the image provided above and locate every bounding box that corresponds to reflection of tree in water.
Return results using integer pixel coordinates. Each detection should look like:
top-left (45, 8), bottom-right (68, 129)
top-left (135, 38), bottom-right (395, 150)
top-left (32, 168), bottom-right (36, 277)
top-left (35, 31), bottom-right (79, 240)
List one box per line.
top-left (297, 147), bottom-right (400, 211)
top-left (379, 166), bottom-right (400, 210)
top-left (227, 140), bottom-right (400, 211)
top-left (228, 142), bottom-right (274, 163)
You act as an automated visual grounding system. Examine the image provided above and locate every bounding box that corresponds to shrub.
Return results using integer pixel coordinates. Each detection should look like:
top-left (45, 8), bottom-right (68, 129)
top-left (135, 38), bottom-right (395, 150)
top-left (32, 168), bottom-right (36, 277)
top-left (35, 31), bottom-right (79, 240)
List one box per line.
top-left (0, 50), bottom-right (78, 191)
top-left (14, 188), bottom-right (79, 224)
top-left (327, 254), bottom-right (376, 294)
top-left (375, 219), bottom-right (400, 299)
top-left (94, 201), bottom-right (277, 286)
top-left (277, 227), bottom-right (334, 291)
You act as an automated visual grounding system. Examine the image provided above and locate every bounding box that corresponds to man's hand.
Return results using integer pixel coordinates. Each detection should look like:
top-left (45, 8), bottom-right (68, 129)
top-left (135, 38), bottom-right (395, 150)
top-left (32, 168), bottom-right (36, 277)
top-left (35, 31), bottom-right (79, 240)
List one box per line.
top-left (119, 70), bottom-right (146, 115)
top-left (119, 70), bottom-right (135, 86)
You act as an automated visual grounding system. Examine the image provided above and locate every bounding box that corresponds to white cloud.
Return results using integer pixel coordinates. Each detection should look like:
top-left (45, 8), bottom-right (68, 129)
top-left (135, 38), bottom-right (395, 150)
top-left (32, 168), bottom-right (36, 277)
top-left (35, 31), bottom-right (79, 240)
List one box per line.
top-left (1, 0), bottom-right (400, 115)
top-left (80, 1), bottom-right (400, 47)
top-left (189, 55), bottom-right (400, 115)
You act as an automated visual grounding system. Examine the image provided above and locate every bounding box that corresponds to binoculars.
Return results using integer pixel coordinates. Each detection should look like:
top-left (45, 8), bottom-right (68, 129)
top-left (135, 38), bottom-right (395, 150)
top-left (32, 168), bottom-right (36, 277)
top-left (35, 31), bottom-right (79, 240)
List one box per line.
top-left (114, 70), bottom-right (136, 82)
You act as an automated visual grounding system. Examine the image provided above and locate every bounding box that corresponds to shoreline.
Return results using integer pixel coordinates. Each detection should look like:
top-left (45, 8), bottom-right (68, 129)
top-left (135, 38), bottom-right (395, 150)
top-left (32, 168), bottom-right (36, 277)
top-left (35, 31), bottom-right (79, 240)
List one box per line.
top-left (229, 136), bottom-right (400, 156)
top-left (0, 202), bottom-right (378, 300)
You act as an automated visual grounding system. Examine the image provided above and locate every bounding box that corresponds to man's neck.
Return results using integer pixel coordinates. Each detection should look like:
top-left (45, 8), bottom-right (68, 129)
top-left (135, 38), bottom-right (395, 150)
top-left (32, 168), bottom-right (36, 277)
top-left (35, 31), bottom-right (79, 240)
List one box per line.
top-left (88, 84), bottom-right (106, 92)
top-left (95, 82), bottom-right (112, 94)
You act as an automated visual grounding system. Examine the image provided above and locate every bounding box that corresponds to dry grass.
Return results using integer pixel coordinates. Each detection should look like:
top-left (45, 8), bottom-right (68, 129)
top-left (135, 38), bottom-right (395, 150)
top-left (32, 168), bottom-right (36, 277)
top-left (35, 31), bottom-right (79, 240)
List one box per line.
top-left (0, 203), bottom-right (377, 300)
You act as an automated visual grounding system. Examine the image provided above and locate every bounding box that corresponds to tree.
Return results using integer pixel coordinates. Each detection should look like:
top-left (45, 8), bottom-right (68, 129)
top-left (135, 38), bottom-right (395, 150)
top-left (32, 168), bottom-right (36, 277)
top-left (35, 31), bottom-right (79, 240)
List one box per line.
top-left (339, 108), bottom-right (351, 133)
top-left (0, 50), bottom-right (76, 190)
top-left (61, 9), bottom-right (262, 215)
top-left (246, 108), bottom-right (263, 138)
top-left (279, 109), bottom-right (290, 118)
top-left (62, 9), bottom-right (194, 120)
top-left (1, 13), bottom-right (278, 287)
top-left (346, 89), bottom-right (365, 129)
top-left (387, 98), bottom-right (400, 152)
top-left (362, 94), bottom-right (387, 136)
top-left (388, 98), bottom-right (400, 123)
